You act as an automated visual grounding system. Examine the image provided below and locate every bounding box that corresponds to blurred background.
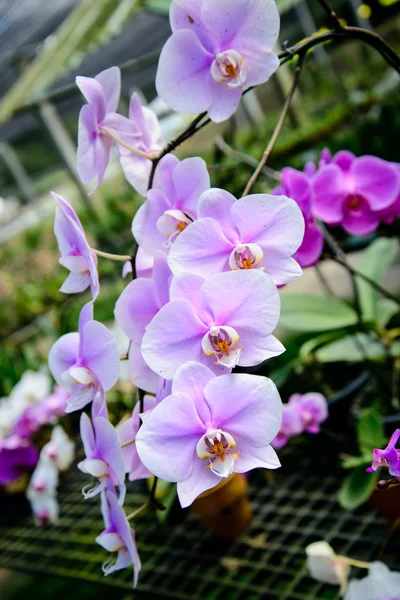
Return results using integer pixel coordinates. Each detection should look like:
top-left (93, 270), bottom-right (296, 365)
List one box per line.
top-left (0, 0), bottom-right (400, 598)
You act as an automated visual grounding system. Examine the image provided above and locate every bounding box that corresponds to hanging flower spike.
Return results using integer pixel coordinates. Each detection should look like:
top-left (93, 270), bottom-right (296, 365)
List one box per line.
top-left (306, 541), bottom-right (350, 595)
top-left (141, 269), bottom-right (284, 380)
top-left (136, 362), bottom-right (282, 508)
top-left (272, 168), bottom-right (324, 268)
top-left (271, 403), bottom-right (303, 449)
top-left (312, 153), bottom-right (400, 235)
top-left (132, 154), bottom-right (210, 256)
top-left (169, 188), bottom-right (304, 285)
top-left (76, 66), bottom-right (121, 191)
top-left (344, 562), bottom-right (400, 600)
top-left (78, 413), bottom-right (126, 504)
top-left (0, 436), bottom-right (38, 485)
top-left (156, 0), bottom-right (280, 122)
top-left (115, 252), bottom-right (172, 393)
top-left (48, 302), bottom-right (120, 413)
top-left (96, 491), bottom-right (141, 587)
top-left (52, 192), bottom-right (99, 299)
top-left (119, 93), bottom-right (163, 197)
top-left (367, 429), bottom-right (400, 478)
top-left (41, 425), bottom-right (75, 472)
top-left (117, 395), bottom-right (157, 482)
top-left (30, 495), bottom-right (59, 527)
top-left (288, 393), bottom-right (328, 434)
top-left (27, 457), bottom-right (59, 504)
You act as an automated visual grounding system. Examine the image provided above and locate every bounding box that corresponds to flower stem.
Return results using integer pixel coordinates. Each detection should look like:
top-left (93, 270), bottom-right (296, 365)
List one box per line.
top-left (337, 556), bottom-right (371, 570)
top-left (99, 126), bottom-right (155, 160)
top-left (92, 248), bottom-right (132, 262)
top-left (241, 52), bottom-right (307, 197)
top-left (121, 437), bottom-right (136, 448)
top-left (126, 502), bottom-right (150, 521)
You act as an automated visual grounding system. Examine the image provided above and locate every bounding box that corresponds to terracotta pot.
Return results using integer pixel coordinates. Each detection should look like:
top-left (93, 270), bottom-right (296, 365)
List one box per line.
top-left (191, 473), bottom-right (253, 539)
top-left (370, 483), bottom-right (400, 526)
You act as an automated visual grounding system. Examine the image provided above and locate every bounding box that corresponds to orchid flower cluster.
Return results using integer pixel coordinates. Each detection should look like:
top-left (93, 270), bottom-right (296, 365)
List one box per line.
top-left (27, 425), bottom-right (75, 526)
top-left (0, 369), bottom-right (70, 490)
top-left (43, 0), bottom-right (400, 589)
top-left (273, 149), bottom-right (400, 268)
top-left (271, 392), bottom-right (328, 450)
top-left (306, 541), bottom-right (400, 599)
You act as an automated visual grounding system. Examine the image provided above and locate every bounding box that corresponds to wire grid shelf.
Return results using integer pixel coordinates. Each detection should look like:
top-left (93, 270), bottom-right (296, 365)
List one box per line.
top-left (0, 436), bottom-right (398, 600)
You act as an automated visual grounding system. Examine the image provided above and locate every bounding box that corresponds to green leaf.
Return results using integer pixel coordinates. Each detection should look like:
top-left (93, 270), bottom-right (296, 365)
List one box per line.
top-left (357, 407), bottom-right (385, 455)
top-left (299, 331), bottom-right (347, 359)
top-left (342, 456), bottom-right (373, 469)
top-left (279, 294), bottom-right (358, 332)
top-left (338, 467), bottom-right (378, 509)
top-left (145, 0), bottom-right (171, 13)
top-left (315, 333), bottom-right (387, 363)
top-left (356, 238), bottom-right (399, 323)
top-left (376, 298), bottom-right (399, 329)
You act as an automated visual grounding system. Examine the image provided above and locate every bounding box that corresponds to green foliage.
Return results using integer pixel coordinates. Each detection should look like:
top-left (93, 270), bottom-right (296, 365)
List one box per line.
top-left (338, 467), bottom-right (379, 510)
top-left (339, 408), bottom-right (385, 509)
top-left (315, 333), bottom-right (388, 363)
top-left (357, 407), bottom-right (386, 455)
top-left (144, 0), bottom-right (171, 13)
top-left (279, 293), bottom-right (358, 332)
top-left (355, 238), bottom-right (399, 324)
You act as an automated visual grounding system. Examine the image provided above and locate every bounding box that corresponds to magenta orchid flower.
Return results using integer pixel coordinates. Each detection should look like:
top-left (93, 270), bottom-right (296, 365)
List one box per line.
top-left (119, 93), bottom-right (163, 196)
top-left (376, 163), bottom-right (400, 224)
top-left (0, 436), bottom-right (38, 485)
top-left (76, 66), bottom-right (121, 191)
top-left (312, 153), bottom-right (400, 235)
top-left (132, 154), bottom-right (210, 256)
top-left (97, 490), bottom-right (141, 586)
top-left (367, 429), bottom-right (400, 477)
top-left (49, 303), bottom-right (120, 413)
top-left (288, 392), bottom-right (328, 434)
top-left (273, 168), bottom-right (324, 268)
top-left (118, 395), bottom-right (157, 482)
top-left (156, 0), bottom-right (280, 122)
top-left (169, 188), bottom-right (304, 284)
top-left (115, 252), bottom-right (172, 393)
top-left (78, 413), bottom-right (126, 503)
top-left (271, 403), bottom-right (303, 450)
top-left (142, 269), bottom-right (284, 380)
top-left (136, 362), bottom-right (282, 507)
top-left (52, 192), bottom-right (99, 298)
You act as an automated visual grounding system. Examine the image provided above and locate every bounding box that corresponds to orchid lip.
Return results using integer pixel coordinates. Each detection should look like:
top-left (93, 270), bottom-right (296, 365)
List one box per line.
top-left (210, 49), bottom-right (247, 88)
top-left (196, 429), bottom-right (239, 478)
top-left (201, 325), bottom-right (242, 368)
top-left (229, 243), bottom-right (264, 271)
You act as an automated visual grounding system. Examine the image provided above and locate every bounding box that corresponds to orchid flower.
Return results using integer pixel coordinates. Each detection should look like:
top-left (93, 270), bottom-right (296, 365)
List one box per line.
top-left (132, 154), bottom-right (210, 256)
top-left (76, 66), bottom-right (121, 191)
top-left (169, 188), bottom-right (304, 284)
top-left (96, 491), bottom-right (141, 586)
top-left (78, 413), bottom-right (126, 504)
top-left (48, 303), bottom-right (120, 414)
top-left (312, 153), bottom-right (400, 235)
top-left (52, 192), bottom-right (99, 299)
top-left (115, 252), bottom-right (172, 393)
top-left (156, 0), bottom-right (280, 122)
top-left (142, 269), bottom-right (284, 379)
top-left (136, 362), bottom-right (282, 507)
